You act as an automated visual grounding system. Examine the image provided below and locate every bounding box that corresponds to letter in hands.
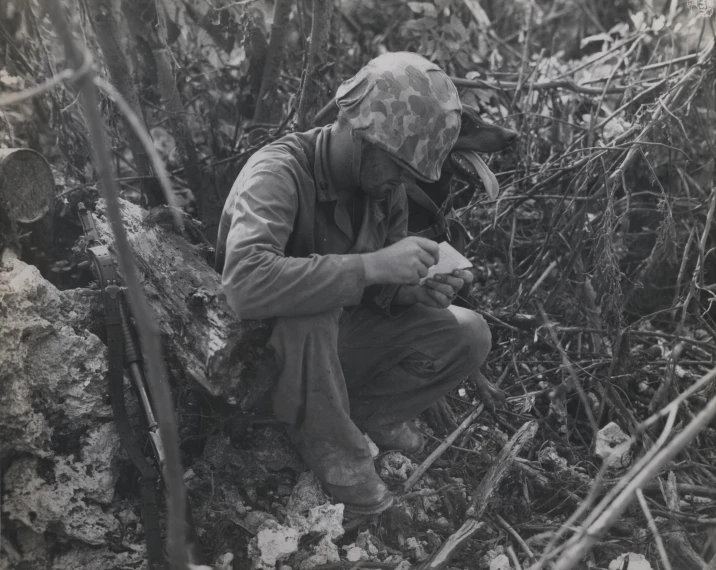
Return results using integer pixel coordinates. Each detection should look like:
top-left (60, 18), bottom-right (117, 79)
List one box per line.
top-left (363, 236), bottom-right (440, 286)
top-left (364, 238), bottom-right (474, 309)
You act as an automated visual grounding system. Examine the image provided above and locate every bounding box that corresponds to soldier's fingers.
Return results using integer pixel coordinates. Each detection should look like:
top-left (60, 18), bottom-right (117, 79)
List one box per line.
top-left (434, 274), bottom-right (464, 291)
top-left (453, 269), bottom-right (474, 285)
top-left (413, 237), bottom-right (440, 263)
top-left (427, 288), bottom-right (451, 308)
top-left (424, 280), bottom-right (454, 297)
top-left (417, 249), bottom-right (436, 268)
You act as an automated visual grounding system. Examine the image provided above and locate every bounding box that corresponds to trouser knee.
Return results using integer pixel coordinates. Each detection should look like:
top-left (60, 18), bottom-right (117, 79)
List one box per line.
top-left (268, 309), bottom-right (342, 364)
top-left (447, 306), bottom-right (492, 373)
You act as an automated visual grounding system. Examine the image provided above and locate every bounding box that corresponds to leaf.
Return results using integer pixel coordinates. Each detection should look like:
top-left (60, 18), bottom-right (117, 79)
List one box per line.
top-left (449, 14), bottom-right (469, 42)
top-left (407, 2), bottom-right (437, 18)
top-left (462, 0), bottom-right (491, 29)
top-left (403, 17), bottom-right (438, 33)
top-left (580, 33), bottom-right (612, 50)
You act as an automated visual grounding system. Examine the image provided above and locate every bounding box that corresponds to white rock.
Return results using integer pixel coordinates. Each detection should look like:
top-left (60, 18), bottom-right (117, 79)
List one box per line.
top-left (299, 536), bottom-right (340, 569)
top-left (216, 552), bottom-right (234, 570)
top-left (608, 553), bottom-right (652, 570)
top-left (286, 472), bottom-right (329, 515)
top-left (537, 444), bottom-right (569, 472)
top-left (405, 537), bottom-right (428, 562)
top-left (345, 546), bottom-right (367, 562)
top-left (378, 452), bottom-right (416, 481)
top-left (489, 553), bottom-right (512, 570)
top-left (308, 503), bottom-right (344, 541)
top-left (394, 561), bottom-right (412, 570)
top-left (355, 530), bottom-right (379, 555)
top-left (254, 524), bottom-right (299, 568)
top-left (595, 422), bottom-right (633, 467)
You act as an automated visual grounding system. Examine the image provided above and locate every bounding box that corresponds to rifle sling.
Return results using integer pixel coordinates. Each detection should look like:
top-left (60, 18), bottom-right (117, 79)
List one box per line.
top-left (90, 245), bottom-right (166, 570)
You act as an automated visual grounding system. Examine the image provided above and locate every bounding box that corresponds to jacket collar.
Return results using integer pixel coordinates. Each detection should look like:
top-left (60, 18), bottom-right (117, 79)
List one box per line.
top-left (314, 126), bottom-right (341, 203)
top-left (313, 125), bottom-right (388, 225)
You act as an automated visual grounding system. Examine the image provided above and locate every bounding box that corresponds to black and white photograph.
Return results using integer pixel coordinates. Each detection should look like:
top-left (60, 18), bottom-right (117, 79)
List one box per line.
top-left (1, 1), bottom-right (715, 569)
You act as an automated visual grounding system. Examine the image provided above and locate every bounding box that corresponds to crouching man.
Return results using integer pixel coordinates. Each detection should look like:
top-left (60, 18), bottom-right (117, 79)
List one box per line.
top-left (216, 52), bottom-right (493, 514)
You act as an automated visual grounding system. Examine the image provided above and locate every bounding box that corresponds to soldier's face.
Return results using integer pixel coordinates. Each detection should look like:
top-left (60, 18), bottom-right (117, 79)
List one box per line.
top-left (359, 144), bottom-right (415, 199)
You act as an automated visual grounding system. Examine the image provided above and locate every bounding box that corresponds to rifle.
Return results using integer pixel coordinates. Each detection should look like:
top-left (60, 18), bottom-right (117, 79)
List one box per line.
top-left (78, 203), bottom-right (201, 569)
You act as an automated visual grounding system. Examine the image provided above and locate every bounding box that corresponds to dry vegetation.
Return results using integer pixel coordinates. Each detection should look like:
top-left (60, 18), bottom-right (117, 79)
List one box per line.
top-left (2, 1), bottom-right (716, 569)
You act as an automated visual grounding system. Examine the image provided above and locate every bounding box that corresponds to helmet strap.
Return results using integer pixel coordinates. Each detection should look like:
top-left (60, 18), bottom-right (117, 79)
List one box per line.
top-left (351, 130), bottom-right (362, 187)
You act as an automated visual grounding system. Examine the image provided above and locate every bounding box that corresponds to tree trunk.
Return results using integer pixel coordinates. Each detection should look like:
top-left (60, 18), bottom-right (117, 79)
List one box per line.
top-left (296, 0), bottom-right (334, 131)
top-left (122, 0), bottom-right (219, 229)
top-left (253, 0), bottom-right (292, 125)
top-left (86, 0), bottom-right (163, 206)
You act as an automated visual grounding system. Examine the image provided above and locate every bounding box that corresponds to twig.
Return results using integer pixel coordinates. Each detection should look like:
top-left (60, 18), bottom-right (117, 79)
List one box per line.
top-left (44, 2), bottom-right (188, 569)
top-left (0, 67), bottom-right (76, 107)
top-left (416, 520), bottom-right (484, 570)
top-left (311, 563), bottom-right (396, 570)
top-left (537, 304), bottom-right (599, 439)
top-left (640, 361), bottom-right (716, 431)
top-left (636, 488), bottom-right (673, 570)
top-left (661, 472), bottom-right (708, 568)
top-left (403, 405), bottom-right (484, 492)
top-left (398, 484), bottom-right (455, 504)
top-left (494, 513), bottom-right (535, 560)
top-left (404, 366), bottom-right (510, 492)
top-left (418, 422), bottom-right (538, 570)
top-left (93, 78), bottom-right (183, 230)
top-left (507, 546), bottom-right (523, 570)
top-left (526, 462), bottom-right (611, 570)
top-left (552, 369), bottom-right (716, 569)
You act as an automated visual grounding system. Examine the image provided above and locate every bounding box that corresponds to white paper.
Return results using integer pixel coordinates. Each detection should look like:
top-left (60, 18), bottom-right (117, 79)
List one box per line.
top-left (420, 242), bottom-right (473, 284)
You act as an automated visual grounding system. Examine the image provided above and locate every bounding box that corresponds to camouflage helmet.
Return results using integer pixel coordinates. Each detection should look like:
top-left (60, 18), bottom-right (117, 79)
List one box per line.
top-left (335, 52), bottom-right (462, 183)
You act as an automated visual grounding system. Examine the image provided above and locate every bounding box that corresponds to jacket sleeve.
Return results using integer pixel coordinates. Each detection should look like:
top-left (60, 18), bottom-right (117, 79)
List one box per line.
top-left (221, 165), bottom-right (366, 320)
top-left (360, 185), bottom-right (409, 316)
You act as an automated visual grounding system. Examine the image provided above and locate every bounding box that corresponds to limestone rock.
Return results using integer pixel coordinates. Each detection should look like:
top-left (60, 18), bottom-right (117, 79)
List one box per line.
top-left (298, 536), bottom-right (340, 570)
top-left (595, 422), bottom-right (633, 468)
top-left (608, 553), bottom-right (652, 570)
top-left (355, 530), bottom-right (380, 556)
top-left (286, 471), bottom-right (329, 515)
top-left (405, 537), bottom-right (428, 562)
top-left (51, 543), bottom-right (146, 570)
top-left (345, 545), bottom-right (367, 562)
top-left (489, 554), bottom-right (512, 570)
top-left (0, 257), bottom-right (111, 458)
top-left (251, 520), bottom-right (299, 569)
top-left (378, 451), bottom-right (416, 481)
top-left (2, 456), bottom-right (120, 546)
top-left (307, 503), bottom-right (344, 541)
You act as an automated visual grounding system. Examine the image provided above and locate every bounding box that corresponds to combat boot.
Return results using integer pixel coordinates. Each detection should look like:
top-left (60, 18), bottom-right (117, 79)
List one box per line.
top-left (367, 421), bottom-right (425, 454)
top-left (323, 470), bottom-right (394, 515)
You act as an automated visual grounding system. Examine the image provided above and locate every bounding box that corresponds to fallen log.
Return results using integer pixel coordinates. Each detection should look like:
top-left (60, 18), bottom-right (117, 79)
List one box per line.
top-left (91, 198), bottom-right (276, 409)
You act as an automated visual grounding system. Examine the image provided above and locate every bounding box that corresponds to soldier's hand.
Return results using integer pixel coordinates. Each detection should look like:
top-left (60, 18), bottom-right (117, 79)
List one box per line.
top-left (396, 268), bottom-right (474, 308)
top-left (423, 268), bottom-right (474, 306)
top-left (363, 237), bottom-right (439, 286)
top-left (472, 371), bottom-right (506, 412)
top-left (424, 397), bottom-right (459, 434)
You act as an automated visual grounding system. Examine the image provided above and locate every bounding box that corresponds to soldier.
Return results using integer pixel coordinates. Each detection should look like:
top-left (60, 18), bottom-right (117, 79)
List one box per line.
top-left (216, 52), bottom-right (496, 514)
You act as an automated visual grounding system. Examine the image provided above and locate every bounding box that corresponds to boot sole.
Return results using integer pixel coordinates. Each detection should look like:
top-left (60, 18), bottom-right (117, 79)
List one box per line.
top-left (343, 494), bottom-right (395, 515)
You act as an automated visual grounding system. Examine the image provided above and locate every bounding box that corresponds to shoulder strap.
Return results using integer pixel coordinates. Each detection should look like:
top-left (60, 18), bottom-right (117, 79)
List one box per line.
top-left (405, 183), bottom-right (441, 215)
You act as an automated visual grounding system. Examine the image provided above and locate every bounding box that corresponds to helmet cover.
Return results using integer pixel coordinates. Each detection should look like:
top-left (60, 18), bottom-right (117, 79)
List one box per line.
top-left (335, 52), bottom-right (462, 182)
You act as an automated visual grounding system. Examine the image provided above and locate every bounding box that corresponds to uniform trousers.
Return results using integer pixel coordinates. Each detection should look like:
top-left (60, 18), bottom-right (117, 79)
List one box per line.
top-left (268, 303), bottom-right (491, 486)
